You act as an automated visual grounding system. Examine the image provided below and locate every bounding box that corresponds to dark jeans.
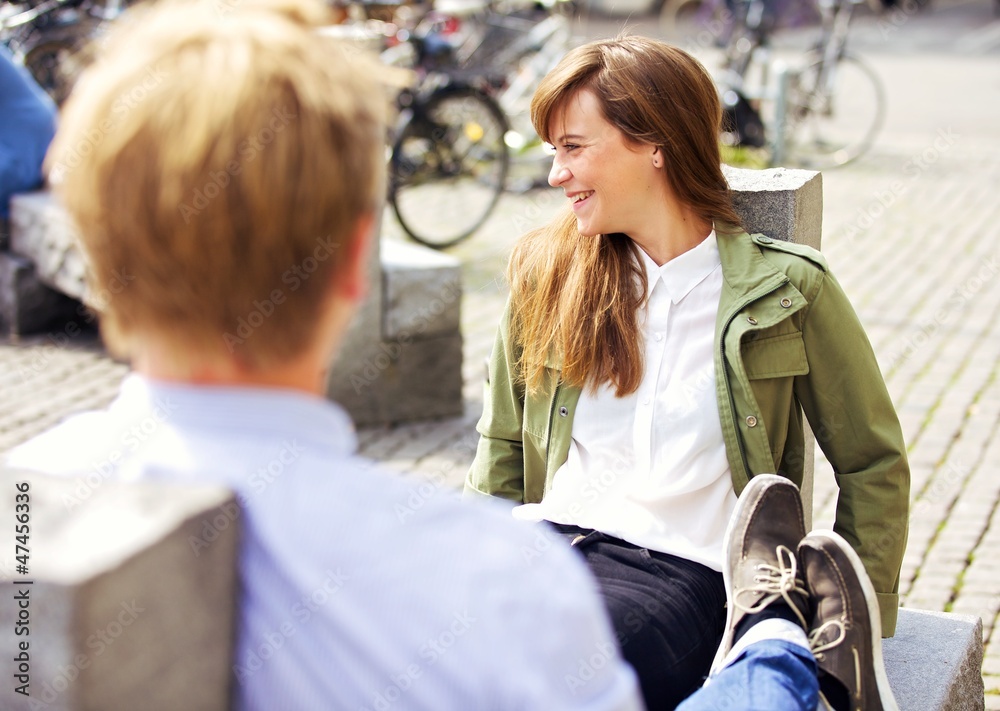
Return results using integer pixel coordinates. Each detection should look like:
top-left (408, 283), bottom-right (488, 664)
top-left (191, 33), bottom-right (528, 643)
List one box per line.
top-left (550, 524), bottom-right (727, 711)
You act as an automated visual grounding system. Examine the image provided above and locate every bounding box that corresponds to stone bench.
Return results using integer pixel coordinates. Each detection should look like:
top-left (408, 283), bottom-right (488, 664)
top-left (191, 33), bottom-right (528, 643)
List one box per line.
top-left (0, 191), bottom-right (463, 426)
top-left (0, 471), bottom-right (985, 709)
top-left (884, 608), bottom-right (985, 710)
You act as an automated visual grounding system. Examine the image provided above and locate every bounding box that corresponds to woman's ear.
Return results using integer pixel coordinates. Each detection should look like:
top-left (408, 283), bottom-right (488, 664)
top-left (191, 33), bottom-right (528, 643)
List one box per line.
top-left (652, 146), bottom-right (663, 169)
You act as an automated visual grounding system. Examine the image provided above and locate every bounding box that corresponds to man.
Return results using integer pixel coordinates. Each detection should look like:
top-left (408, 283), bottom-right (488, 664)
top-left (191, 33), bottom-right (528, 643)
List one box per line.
top-left (5, 1), bottom-right (639, 708)
top-left (5, 0), bottom-right (898, 708)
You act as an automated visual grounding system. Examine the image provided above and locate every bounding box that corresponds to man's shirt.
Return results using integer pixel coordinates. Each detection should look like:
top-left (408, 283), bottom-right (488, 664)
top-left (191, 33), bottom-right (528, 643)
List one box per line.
top-left (9, 374), bottom-right (641, 711)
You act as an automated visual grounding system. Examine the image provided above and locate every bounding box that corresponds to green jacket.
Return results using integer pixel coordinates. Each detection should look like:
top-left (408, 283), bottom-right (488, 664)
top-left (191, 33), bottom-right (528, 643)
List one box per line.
top-left (465, 231), bottom-right (910, 636)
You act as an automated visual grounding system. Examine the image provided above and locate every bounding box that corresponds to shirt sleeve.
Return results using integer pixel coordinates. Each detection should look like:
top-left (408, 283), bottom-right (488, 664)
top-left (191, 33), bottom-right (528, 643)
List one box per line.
top-left (484, 523), bottom-right (644, 711)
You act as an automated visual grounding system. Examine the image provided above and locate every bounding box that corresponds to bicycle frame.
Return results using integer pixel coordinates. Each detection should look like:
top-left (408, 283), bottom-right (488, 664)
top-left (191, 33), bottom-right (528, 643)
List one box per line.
top-left (811, 0), bottom-right (858, 98)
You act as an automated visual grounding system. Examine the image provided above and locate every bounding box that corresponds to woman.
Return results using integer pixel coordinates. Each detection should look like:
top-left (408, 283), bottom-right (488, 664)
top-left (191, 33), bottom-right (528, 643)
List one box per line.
top-left (465, 36), bottom-right (909, 709)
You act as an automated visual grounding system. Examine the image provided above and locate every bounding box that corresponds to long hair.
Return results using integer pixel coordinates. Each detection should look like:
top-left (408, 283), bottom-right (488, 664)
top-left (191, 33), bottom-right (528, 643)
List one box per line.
top-left (509, 36), bottom-right (743, 396)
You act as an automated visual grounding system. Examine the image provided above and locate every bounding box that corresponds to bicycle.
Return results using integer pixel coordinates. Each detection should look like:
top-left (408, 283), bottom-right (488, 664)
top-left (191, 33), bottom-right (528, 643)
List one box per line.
top-left (381, 12), bottom-right (512, 249)
top-left (448, 0), bottom-right (576, 191)
top-left (716, 0), bottom-right (885, 169)
top-left (1, 0), bottom-right (125, 104)
top-left (368, 0), bottom-right (572, 247)
top-left (657, 0), bottom-right (735, 47)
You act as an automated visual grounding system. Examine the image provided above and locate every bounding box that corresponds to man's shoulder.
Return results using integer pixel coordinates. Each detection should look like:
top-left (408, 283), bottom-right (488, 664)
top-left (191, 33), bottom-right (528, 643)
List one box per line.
top-left (6, 410), bottom-right (117, 476)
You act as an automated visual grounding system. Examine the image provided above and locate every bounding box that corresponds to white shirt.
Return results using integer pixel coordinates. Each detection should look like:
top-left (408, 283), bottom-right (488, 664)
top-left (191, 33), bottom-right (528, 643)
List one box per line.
top-left (8, 375), bottom-right (641, 711)
top-left (513, 232), bottom-right (737, 572)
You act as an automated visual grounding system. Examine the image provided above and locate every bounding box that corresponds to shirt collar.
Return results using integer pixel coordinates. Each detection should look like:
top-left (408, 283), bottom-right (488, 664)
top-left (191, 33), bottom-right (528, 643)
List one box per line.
top-left (637, 229), bottom-right (721, 304)
top-left (110, 373), bottom-right (358, 454)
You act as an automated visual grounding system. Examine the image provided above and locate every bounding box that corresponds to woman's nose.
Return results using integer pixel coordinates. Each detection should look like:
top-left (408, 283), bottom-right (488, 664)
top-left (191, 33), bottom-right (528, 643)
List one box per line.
top-left (548, 160), bottom-right (570, 188)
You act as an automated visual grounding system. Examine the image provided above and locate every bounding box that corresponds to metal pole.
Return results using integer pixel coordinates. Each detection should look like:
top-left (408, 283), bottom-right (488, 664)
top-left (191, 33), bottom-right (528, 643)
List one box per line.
top-left (771, 60), bottom-right (791, 167)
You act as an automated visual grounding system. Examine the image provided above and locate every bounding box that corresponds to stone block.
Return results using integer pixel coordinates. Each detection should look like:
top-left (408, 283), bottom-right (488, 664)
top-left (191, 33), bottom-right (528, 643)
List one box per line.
top-left (0, 252), bottom-right (82, 337)
top-left (9, 192), bottom-right (88, 302)
top-left (884, 608), bottom-right (985, 710)
top-left (328, 332), bottom-right (464, 425)
top-left (6, 189), bottom-right (464, 426)
top-left (724, 165), bottom-right (823, 249)
top-left (382, 239), bottom-right (461, 341)
top-left (0, 470), bottom-right (239, 711)
top-left (330, 236), bottom-right (463, 427)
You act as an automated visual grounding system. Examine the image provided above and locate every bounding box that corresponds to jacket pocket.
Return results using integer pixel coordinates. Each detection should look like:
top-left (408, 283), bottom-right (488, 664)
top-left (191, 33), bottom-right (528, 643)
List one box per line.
top-left (743, 332), bottom-right (809, 380)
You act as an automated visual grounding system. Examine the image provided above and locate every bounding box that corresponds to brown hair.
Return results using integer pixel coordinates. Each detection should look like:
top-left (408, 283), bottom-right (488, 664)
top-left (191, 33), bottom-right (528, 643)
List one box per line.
top-left (47, 0), bottom-right (386, 372)
top-left (510, 36), bottom-right (743, 396)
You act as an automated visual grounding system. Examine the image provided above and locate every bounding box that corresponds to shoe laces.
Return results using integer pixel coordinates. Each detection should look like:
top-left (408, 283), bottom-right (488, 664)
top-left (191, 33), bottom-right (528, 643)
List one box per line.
top-left (808, 619), bottom-right (847, 661)
top-left (810, 620), bottom-right (861, 700)
top-left (734, 544), bottom-right (809, 629)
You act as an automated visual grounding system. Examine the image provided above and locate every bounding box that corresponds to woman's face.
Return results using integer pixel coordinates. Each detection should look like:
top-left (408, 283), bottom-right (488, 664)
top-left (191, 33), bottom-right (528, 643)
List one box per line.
top-left (546, 89), bottom-right (666, 239)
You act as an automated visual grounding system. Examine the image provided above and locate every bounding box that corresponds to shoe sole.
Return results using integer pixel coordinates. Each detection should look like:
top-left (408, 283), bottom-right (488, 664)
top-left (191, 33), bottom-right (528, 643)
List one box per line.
top-left (709, 473), bottom-right (797, 676)
top-left (807, 529), bottom-right (900, 711)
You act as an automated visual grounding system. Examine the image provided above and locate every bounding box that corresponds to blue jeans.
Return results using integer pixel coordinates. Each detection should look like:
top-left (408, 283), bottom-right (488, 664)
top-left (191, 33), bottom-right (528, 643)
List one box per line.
top-left (676, 639), bottom-right (819, 711)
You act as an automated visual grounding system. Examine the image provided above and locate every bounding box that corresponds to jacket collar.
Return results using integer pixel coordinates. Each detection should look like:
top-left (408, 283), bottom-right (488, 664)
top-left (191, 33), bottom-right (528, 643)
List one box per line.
top-left (543, 230), bottom-right (793, 372)
top-left (716, 229), bottom-right (790, 311)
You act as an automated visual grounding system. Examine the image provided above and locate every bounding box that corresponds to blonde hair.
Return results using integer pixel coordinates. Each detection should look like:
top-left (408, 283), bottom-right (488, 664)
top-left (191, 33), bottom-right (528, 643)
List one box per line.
top-left (47, 0), bottom-right (386, 371)
top-left (511, 36), bottom-right (743, 396)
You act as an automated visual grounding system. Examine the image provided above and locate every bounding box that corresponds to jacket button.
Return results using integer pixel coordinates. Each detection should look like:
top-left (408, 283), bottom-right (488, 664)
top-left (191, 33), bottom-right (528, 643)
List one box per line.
top-left (745, 415), bottom-right (758, 427)
top-left (780, 297), bottom-right (792, 308)
top-left (559, 406), bottom-right (569, 417)
top-left (746, 316), bottom-right (758, 325)
top-left (758, 236), bottom-right (773, 244)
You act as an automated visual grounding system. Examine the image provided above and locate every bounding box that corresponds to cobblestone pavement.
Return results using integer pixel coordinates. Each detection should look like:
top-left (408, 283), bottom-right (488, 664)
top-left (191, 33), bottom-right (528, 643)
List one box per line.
top-left (2, 0), bottom-right (1000, 702)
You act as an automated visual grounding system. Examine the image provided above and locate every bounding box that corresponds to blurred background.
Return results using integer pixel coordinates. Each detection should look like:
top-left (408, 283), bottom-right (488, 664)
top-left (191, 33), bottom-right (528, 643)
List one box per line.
top-left (3, 0), bottom-right (1000, 703)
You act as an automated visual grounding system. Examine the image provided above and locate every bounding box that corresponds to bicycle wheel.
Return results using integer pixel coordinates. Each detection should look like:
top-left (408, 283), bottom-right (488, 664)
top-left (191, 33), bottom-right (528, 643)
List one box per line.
top-left (781, 51), bottom-right (885, 170)
top-left (659, 0), bottom-right (732, 47)
top-left (23, 37), bottom-right (84, 105)
top-left (389, 86), bottom-right (509, 249)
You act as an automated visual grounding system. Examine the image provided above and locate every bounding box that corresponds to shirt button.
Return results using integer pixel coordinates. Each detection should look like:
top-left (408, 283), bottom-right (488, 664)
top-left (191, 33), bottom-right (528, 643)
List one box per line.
top-left (559, 407), bottom-right (569, 417)
top-left (745, 415), bottom-right (758, 427)
top-left (655, 332), bottom-right (664, 341)
top-left (780, 297), bottom-right (792, 308)
top-left (746, 316), bottom-right (758, 325)
top-left (642, 397), bottom-right (651, 406)
top-left (758, 236), bottom-right (773, 244)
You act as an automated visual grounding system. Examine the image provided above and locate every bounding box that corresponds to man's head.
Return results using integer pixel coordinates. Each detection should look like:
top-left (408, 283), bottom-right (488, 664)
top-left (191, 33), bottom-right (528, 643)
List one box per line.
top-left (48, 0), bottom-right (385, 375)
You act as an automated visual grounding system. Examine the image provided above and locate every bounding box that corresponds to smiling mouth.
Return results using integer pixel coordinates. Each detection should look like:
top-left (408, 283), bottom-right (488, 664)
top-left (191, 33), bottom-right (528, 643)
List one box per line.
top-left (572, 191), bottom-right (593, 204)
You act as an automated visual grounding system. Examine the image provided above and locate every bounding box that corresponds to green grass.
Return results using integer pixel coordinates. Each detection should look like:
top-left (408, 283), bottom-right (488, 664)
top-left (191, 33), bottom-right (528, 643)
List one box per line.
top-left (720, 144), bottom-right (771, 170)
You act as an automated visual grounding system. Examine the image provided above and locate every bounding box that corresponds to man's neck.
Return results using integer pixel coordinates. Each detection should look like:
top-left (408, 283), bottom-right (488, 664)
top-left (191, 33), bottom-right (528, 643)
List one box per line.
top-left (133, 346), bottom-right (330, 397)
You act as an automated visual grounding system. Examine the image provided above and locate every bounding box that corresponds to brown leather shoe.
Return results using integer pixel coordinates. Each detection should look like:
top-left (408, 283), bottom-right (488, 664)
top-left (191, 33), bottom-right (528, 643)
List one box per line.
top-left (799, 530), bottom-right (900, 711)
top-left (709, 473), bottom-right (809, 675)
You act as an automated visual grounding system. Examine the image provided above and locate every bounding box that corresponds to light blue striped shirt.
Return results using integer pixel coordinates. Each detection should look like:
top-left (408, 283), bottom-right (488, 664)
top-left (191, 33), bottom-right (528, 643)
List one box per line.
top-left (9, 375), bottom-right (642, 711)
